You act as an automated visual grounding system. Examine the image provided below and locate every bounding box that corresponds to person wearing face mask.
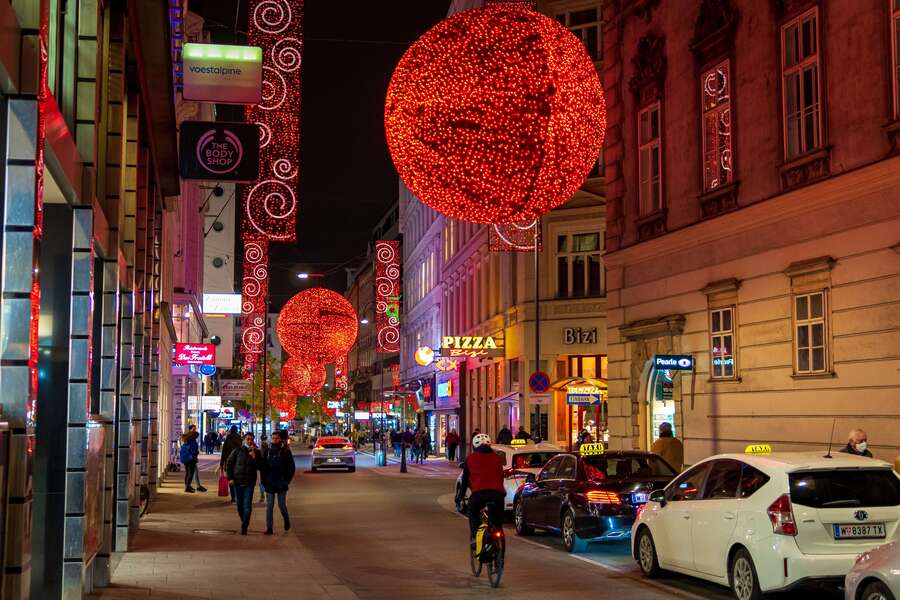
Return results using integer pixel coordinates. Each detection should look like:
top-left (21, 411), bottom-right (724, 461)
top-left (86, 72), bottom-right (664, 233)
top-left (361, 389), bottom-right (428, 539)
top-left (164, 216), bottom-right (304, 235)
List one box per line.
top-left (840, 428), bottom-right (873, 458)
top-left (226, 433), bottom-right (268, 534)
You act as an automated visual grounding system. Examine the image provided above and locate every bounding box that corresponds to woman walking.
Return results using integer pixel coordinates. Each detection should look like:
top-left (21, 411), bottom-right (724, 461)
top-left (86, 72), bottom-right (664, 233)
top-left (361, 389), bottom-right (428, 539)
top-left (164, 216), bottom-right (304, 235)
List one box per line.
top-left (179, 430), bottom-right (200, 493)
top-left (225, 432), bottom-right (267, 535)
top-left (263, 430), bottom-right (296, 534)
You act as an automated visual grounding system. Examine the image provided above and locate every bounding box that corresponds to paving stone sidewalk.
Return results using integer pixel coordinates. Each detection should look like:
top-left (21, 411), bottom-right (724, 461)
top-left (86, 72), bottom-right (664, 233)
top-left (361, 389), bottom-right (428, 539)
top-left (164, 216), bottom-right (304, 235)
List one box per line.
top-left (88, 454), bottom-right (359, 600)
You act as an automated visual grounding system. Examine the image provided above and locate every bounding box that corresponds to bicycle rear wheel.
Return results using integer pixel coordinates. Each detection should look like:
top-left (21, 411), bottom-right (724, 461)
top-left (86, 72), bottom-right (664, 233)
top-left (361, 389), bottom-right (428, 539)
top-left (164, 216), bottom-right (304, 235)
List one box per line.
top-left (487, 548), bottom-right (504, 587)
top-left (469, 547), bottom-right (483, 577)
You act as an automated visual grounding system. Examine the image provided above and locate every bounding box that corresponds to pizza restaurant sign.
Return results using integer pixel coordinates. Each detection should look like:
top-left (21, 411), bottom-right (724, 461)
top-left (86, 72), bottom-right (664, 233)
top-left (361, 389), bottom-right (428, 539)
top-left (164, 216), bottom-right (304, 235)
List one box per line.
top-left (174, 343), bottom-right (216, 366)
top-left (440, 336), bottom-right (504, 358)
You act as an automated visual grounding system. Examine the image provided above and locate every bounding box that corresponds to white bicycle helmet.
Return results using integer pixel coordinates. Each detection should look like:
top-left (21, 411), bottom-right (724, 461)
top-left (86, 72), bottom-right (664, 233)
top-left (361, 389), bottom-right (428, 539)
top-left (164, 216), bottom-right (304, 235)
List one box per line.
top-left (472, 433), bottom-right (492, 449)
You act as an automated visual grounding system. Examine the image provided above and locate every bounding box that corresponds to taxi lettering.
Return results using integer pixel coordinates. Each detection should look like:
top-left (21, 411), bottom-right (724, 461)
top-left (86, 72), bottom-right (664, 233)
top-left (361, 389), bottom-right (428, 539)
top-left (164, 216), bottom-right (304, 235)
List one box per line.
top-left (744, 444), bottom-right (772, 455)
top-left (579, 442), bottom-right (605, 456)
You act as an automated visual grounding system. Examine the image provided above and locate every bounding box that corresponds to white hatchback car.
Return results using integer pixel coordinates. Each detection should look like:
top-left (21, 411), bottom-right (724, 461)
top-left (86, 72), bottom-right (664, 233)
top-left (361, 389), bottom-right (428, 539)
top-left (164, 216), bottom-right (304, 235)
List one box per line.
top-left (311, 436), bottom-right (356, 472)
top-left (845, 540), bottom-right (900, 600)
top-left (455, 442), bottom-right (562, 510)
top-left (632, 451), bottom-right (900, 600)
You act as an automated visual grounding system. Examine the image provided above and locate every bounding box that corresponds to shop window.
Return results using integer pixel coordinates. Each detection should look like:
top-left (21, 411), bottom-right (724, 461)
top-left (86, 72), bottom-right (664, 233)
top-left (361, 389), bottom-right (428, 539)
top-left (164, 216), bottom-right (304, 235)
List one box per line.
top-left (782, 8), bottom-right (822, 159)
top-left (709, 306), bottom-right (736, 378)
top-left (568, 355), bottom-right (607, 379)
top-left (556, 232), bottom-right (603, 298)
top-left (701, 60), bottom-right (733, 191)
top-left (555, 7), bottom-right (602, 62)
top-left (638, 103), bottom-right (662, 214)
top-left (893, 0), bottom-right (900, 119)
top-left (794, 291), bottom-right (827, 374)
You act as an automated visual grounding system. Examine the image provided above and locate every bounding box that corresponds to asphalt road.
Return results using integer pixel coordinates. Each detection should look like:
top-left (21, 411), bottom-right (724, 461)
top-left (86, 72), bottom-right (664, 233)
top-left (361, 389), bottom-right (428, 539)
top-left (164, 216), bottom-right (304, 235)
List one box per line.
top-left (288, 452), bottom-right (844, 600)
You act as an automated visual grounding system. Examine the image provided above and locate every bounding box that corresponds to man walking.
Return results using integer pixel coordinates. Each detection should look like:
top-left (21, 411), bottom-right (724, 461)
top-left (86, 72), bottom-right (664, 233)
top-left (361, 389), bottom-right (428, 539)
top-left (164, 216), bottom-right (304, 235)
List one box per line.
top-left (514, 425), bottom-right (532, 441)
top-left (264, 430), bottom-right (296, 535)
top-left (446, 429), bottom-right (460, 462)
top-left (226, 432), bottom-right (267, 535)
top-left (219, 425), bottom-right (243, 503)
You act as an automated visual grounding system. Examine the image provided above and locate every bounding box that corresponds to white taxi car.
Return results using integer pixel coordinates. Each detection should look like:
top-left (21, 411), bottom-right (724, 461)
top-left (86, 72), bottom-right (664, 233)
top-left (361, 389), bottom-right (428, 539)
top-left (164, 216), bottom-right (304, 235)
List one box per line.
top-left (632, 450), bottom-right (900, 600)
top-left (456, 441), bottom-right (562, 510)
top-left (311, 436), bottom-right (356, 472)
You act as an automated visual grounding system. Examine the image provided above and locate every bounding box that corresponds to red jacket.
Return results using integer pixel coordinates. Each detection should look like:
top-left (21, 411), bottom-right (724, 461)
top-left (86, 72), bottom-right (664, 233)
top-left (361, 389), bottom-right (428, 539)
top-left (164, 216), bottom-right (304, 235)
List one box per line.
top-left (464, 448), bottom-right (504, 493)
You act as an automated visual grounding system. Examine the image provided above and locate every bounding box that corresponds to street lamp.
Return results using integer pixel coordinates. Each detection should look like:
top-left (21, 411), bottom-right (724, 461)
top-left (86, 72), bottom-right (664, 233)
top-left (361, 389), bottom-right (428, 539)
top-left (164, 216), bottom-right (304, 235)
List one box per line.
top-left (297, 273), bottom-right (309, 279)
top-left (360, 318), bottom-right (369, 325)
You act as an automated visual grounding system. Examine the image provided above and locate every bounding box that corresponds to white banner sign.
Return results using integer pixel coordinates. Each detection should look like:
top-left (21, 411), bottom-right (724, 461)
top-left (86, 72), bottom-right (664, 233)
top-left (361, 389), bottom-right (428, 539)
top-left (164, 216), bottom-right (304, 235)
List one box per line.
top-left (220, 379), bottom-right (250, 399)
top-left (203, 293), bottom-right (242, 314)
top-left (188, 395), bottom-right (222, 411)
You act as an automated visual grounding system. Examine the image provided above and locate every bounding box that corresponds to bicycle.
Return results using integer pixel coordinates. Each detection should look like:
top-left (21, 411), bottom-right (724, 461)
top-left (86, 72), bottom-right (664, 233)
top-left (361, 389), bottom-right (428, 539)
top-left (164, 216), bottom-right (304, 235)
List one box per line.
top-left (139, 483), bottom-right (151, 517)
top-left (469, 500), bottom-right (505, 588)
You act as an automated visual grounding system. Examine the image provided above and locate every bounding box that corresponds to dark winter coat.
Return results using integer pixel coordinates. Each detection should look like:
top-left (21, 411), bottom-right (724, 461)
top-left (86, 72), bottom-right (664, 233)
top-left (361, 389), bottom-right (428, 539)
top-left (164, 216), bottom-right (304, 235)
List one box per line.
top-left (220, 432), bottom-right (242, 468)
top-left (496, 427), bottom-right (513, 445)
top-left (225, 445), bottom-right (266, 487)
top-left (263, 443), bottom-right (296, 493)
top-left (179, 435), bottom-right (199, 464)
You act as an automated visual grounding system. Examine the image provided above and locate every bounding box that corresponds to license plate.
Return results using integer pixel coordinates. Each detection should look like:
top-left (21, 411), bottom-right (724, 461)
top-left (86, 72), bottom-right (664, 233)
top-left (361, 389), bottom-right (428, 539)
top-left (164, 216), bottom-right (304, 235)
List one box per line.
top-left (632, 492), bottom-right (649, 504)
top-left (833, 523), bottom-right (886, 539)
top-left (327, 458), bottom-right (341, 463)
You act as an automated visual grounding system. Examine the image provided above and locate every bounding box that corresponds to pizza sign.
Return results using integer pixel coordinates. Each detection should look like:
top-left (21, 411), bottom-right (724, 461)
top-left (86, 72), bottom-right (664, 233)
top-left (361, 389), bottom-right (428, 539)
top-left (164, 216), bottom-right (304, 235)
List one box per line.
top-left (174, 343), bottom-right (216, 366)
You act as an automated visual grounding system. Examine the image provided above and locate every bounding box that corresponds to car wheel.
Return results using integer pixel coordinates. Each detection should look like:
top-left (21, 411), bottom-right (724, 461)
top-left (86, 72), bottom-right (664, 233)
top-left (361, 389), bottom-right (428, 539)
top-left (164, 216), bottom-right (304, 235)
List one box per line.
top-left (861, 581), bottom-right (895, 600)
top-left (636, 527), bottom-right (661, 578)
top-left (348, 466), bottom-right (356, 473)
top-left (514, 501), bottom-right (533, 536)
top-left (562, 510), bottom-right (587, 553)
top-left (730, 548), bottom-right (761, 600)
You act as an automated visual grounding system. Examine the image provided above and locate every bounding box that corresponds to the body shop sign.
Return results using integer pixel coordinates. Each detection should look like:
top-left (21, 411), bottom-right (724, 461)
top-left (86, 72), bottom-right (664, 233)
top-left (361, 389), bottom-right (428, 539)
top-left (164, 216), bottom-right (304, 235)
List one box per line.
top-left (183, 43), bottom-right (262, 104)
top-left (180, 121), bottom-right (260, 182)
top-left (175, 343), bottom-right (216, 366)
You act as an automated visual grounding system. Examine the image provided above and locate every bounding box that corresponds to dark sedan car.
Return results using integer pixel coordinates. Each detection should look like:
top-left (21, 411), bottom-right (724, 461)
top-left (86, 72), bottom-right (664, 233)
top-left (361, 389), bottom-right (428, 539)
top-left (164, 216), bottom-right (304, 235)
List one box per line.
top-left (513, 449), bottom-right (677, 552)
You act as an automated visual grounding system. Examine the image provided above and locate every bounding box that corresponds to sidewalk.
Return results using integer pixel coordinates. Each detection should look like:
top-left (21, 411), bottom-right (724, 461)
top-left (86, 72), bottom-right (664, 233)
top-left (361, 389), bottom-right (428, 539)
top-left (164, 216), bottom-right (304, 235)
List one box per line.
top-left (356, 446), bottom-right (460, 478)
top-left (88, 454), bottom-right (358, 600)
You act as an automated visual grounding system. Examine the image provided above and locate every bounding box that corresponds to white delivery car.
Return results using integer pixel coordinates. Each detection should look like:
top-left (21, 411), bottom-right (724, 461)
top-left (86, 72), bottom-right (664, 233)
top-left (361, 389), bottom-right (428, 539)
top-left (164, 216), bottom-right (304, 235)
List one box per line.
top-left (632, 450), bottom-right (900, 600)
top-left (455, 441), bottom-right (562, 510)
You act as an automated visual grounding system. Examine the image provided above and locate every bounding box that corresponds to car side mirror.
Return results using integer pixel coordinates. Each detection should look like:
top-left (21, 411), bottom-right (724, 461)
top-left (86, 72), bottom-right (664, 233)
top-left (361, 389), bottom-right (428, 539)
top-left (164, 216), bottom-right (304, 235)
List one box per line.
top-left (525, 473), bottom-right (536, 484)
top-left (650, 489), bottom-right (666, 507)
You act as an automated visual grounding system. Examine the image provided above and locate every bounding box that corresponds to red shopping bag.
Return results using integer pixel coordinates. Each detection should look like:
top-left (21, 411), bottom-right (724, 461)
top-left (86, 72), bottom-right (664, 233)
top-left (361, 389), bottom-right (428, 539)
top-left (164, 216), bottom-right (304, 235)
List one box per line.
top-left (218, 474), bottom-right (229, 497)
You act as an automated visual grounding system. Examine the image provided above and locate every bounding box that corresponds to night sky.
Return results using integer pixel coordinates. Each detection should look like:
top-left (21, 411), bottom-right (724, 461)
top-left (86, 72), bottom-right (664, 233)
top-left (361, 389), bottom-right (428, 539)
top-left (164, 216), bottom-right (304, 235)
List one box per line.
top-left (191, 0), bottom-right (451, 308)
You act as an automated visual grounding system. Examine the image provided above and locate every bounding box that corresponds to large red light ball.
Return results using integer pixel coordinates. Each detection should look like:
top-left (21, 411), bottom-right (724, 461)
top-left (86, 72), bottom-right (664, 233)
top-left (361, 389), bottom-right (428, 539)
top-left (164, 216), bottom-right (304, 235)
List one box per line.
top-left (384, 2), bottom-right (606, 224)
top-left (276, 288), bottom-right (359, 364)
top-left (282, 358), bottom-right (327, 396)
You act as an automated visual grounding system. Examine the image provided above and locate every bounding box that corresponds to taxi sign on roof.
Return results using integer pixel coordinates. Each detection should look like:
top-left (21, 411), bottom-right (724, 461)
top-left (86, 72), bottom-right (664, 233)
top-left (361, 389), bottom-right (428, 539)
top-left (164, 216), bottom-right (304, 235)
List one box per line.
top-left (744, 444), bottom-right (772, 455)
top-left (509, 439), bottom-right (527, 447)
top-left (579, 443), bottom-right (605, 456)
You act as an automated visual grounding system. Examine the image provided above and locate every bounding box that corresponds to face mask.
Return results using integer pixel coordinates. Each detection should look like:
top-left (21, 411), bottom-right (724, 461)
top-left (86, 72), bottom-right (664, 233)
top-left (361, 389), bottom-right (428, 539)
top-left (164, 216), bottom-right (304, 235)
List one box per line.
top-left (243, 441), bottom-right (251, 448)
top-left (856, 441), bottom-right (868, 453)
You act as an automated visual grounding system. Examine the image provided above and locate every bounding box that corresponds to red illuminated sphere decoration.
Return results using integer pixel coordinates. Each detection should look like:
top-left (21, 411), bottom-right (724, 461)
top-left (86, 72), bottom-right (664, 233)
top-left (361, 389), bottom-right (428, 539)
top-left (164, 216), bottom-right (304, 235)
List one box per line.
top-left (276, 288), bottom-right (359, 364)
top-left (282, 358), bottom-right (327, 396)
top-left (384, 2), bottom-right (606, 224)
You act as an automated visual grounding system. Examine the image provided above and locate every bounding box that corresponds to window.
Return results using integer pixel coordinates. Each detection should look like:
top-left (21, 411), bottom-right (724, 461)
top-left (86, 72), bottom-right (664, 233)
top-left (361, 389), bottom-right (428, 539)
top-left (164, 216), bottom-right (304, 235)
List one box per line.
top-left (782, 8), bottom-right (822, 159)
top-left (703, 460), bottom-right (742, 499)
top-left (638, 103), bottom-right (662, 214)
top-left (739, 464), bottom-right (771, 498)
top-left (701, 60), bottom-right (733, 191)
top-left (557, 456), bottom-right (577, 480)
top-left (556, 233), bottom-right (603, 298)
top-left (893, 0), bottom-right (900, 118)
top-left (789, 469), bottom-right (900, 508)
top-left (667, 463), bottom-right (710, 502)
top-left (556, 8), bottom-right (602, 62)
top-left (794, 291), bottom-right (827, 373)
top-left (710, 306), bottom-right (735, 378)
top-left (539, 455), bottom-right (564, 480)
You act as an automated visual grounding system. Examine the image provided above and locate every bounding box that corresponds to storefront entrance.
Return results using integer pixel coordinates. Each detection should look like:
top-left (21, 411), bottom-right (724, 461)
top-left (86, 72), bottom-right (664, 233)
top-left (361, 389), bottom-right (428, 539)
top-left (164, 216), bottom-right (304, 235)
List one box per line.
top-left (641, 356), bottom-right (693, 449)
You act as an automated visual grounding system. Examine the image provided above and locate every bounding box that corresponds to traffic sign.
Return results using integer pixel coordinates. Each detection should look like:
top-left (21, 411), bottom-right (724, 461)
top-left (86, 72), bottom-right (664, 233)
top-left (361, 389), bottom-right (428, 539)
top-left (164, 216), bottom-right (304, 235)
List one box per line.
top-left (529, 371), bottom-right (550, 393)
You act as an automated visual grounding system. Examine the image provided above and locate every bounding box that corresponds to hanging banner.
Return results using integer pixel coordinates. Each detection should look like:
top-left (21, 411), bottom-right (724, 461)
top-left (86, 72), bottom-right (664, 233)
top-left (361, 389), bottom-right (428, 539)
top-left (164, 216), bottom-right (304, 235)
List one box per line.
top-left (375, 240), bottom-right (400, 353)
top-left (183, 43), bottom-right (263, 104)
top-left (240, 240), bottom-right (268, 375)
top-left (179, 121), bottom-right (260, 182)
top-left (174, 343), bottom-right (216, 365)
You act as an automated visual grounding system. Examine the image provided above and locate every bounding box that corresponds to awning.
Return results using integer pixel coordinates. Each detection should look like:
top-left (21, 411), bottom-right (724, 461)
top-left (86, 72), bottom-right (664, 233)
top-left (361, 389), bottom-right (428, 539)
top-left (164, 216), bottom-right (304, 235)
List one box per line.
top-left (489, 391), bottom-right (521, 404)
top-left (550, 377), bottom-right (608, 391)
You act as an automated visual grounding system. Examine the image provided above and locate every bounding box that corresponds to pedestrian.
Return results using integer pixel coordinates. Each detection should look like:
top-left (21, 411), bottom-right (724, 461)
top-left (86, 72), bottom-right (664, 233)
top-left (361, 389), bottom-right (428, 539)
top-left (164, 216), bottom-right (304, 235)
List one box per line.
top-left (205, 431), bottom-right (216, 454)
top-left (422, 427), bottom-right (432, 460)
top-left (471, 428), bottom-right (481, 441)
top-left (179, 430), bottom-right (200, 492)
top-left (415, 430), bottom-right (428, 464)
top-left (219, 425), bottom-right (242, 503)
top-left (446, 429), bottom-right (460, 462)
top-left (840, 429), bottom-right (873, 458)
top-left (402, 427), bottom-right (415, 462)
top-left (258, 434), bottom-right (270, 501)
top-left (496, 425), bottom-right (513, 445)
top-left (263, 430), bottom-right (296, 535)
top-left (225, 432), bottom-right (267, 535)
top-left (188, 427), bottom-right (207, 491)
top-left (390, 429), bottom-right (401, 457)
top-left (515, 425), bottom-right (532, 441)
top-left (650, 422), bottom-right (684, 471)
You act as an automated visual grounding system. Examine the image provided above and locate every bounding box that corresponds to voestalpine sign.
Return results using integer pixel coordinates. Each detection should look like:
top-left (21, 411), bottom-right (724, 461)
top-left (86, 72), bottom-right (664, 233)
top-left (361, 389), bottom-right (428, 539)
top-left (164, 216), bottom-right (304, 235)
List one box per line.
top-left (180, 121), bottom-right (260, 182)
top-left (174, 343), bottom-right (216, 366)
top-left (183, 43), bottom-right (263, 104)
top-left (440, 336), bottom-right (504, 358)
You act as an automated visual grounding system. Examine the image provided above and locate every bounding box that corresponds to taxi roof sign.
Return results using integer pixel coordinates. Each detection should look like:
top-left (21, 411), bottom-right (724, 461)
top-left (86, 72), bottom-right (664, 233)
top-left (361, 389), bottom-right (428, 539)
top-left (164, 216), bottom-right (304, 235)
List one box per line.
top-left (509, 439), bottom-right (527, 447)
top-left (744, 444), bottom-right (772, 455)
top-left (579, 442), bottom-right (605, 457)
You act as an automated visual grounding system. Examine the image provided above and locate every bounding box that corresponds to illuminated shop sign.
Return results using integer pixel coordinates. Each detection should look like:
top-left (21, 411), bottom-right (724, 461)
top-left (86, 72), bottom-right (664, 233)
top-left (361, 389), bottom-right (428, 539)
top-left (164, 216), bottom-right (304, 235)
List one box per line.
top-left (326, 401), bottom-right (342, 409)
top-left (563, 327), bottom-right (597, 344)
top-left (566, 385), bottom-right (602, 405)
top-left (183, 43), bottom-right (263, 104)
top-left (440, 336), bottom-right (504, 358)
top-left (437, 381), bottom-right (453, 398)
top-left (653, 354), bottom-right (694, 370)
top-left (414, 346), bottom-right (435, 366)
top-left (188, 395), bottom-right (222, 411)
top-left (203, 293), bottom-right (243, 315)
top-left (175, 343), bottom-right (216, 365)
top-left (434, 357), bottom-right (458, 372)
top-left (218, 407), bottom-right (236, 420)
top-left (180, 121), bottom-right (260, 182)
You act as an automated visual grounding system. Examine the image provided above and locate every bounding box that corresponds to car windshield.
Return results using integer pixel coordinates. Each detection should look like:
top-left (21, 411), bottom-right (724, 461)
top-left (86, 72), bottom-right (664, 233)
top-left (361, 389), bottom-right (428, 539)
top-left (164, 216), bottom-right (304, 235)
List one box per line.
top-left (582, 455), bottom-right (677, 481)
top-left (789, 469), bottom-right (900, 508)
top-left (510, 452), bottom-right (560, 469)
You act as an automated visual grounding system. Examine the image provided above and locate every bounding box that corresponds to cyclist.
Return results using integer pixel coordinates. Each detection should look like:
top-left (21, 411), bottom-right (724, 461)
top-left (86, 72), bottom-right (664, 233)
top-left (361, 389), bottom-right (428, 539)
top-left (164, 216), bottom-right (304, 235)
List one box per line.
top-left (456, 433), bottom-right (505, 543)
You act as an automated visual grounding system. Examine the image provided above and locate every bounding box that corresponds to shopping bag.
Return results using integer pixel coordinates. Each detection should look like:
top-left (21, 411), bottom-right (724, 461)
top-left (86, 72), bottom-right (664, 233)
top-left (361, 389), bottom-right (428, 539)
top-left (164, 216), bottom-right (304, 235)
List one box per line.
top-left (217, 474), bottom-right (229, 497)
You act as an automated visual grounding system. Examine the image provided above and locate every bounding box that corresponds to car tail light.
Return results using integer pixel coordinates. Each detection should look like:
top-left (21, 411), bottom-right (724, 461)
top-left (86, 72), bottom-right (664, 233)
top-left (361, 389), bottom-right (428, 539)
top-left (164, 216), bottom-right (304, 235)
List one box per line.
top-left (343, 444), bottom-right (354, 450)
top-left (767, 494), bottom-right (797, 536)
top-left (636, 503), bottom-right (646, 519)
top-left (586, 490), bottom-right (621, 504)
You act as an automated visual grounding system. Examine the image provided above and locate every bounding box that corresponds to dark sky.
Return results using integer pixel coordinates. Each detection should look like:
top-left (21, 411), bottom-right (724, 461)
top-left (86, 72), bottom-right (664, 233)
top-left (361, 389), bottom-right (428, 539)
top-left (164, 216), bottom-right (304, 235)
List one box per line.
top-left (192, 0), bottom-right (450, 308)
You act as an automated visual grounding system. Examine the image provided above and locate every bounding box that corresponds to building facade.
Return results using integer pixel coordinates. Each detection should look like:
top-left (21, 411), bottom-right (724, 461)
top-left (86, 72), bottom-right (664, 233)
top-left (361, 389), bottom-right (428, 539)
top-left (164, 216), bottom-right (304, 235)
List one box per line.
top-left (603, 0), bottom-right (900, 463)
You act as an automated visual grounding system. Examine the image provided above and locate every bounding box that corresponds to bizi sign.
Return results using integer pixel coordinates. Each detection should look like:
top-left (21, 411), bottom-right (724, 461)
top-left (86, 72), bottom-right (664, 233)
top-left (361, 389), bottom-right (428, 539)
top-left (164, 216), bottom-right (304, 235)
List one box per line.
top-left (174, 343), bottom-right (216, 366)
top-left (180, 121), bottom-right (260, 182)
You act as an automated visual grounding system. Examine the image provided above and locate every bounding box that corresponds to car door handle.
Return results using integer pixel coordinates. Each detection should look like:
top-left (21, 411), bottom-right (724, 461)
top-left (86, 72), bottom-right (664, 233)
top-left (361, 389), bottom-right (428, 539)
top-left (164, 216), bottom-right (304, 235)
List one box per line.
top-left (682, 514), bottom-right (691, 520)
top-left (723, 512), bottom-right (736, 520)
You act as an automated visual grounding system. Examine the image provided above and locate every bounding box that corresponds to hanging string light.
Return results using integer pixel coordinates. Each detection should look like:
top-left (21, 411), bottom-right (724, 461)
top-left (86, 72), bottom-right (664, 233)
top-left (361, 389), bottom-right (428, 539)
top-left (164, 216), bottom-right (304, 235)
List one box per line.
top-left (384, 2), bottom-right (606, 224)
